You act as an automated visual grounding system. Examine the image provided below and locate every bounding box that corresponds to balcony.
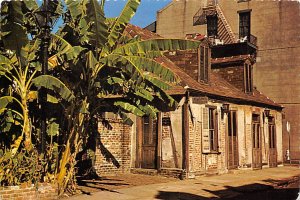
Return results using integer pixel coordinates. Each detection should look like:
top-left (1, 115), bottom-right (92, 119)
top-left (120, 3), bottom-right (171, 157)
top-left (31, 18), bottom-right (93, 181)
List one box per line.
top-left (234, 33), bottom-right (258, 47)
top-left (211, 41), bottom-right (257, 59)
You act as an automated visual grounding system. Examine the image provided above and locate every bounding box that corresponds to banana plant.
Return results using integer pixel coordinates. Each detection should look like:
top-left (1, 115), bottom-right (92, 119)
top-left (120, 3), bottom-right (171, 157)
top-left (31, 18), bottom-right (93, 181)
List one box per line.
top-left (0, 1), bottom-right (73, 154)
top-left (49, 0), bottom-right (200, 195)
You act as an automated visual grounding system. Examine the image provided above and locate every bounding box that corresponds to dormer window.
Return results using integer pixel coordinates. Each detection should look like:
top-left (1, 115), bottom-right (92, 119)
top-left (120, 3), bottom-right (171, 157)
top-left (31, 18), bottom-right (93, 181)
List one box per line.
top-left (198, 44), bottom-right (210, 82)
top-left (207, 14), bottom-right (218, 38)
top-left (244, 62), bottom-right (253, 93)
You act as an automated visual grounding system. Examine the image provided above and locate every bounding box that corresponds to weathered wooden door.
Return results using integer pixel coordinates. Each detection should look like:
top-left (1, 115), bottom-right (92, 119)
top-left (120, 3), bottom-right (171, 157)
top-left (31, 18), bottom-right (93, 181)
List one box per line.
top-left (252, 114), bottom-right (262, 169)
top-left (268, 117), bottom-right (277, 167)
top-left (141, 116), bottom-right (157, 169)
top-left (228, 111), bottom-right (238, 169)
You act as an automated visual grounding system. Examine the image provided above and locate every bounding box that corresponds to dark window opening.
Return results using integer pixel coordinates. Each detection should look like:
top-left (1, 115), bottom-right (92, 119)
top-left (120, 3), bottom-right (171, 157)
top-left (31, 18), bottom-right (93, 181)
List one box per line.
top-left (228, 111), bottom-right (237, 136)
top-left (209, 108), bottom-right (218, 151)
top-left (252, 114), bottom-right (260, 149)
top-left (244, 63), bottom-right (253, 93)
top-left (239, 11), bottom-right (251, 40)
top-left (207, 15), bottom-right (218, 37)
top-left (268, 117), bottom-right (276, 149)
top-left (199, 45), bottom-right (210, 82)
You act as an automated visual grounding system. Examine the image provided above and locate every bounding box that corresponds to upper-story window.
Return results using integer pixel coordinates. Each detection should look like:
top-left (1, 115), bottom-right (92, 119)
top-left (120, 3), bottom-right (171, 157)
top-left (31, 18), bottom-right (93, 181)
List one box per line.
top-left (244, 62), bottom-right (253, 93)
top-left (239, 11), bottom-right (251, 40)
top-left (207, 15), bottom-right (218, 38)
top-left (199, 44), bottom-right (210, 83)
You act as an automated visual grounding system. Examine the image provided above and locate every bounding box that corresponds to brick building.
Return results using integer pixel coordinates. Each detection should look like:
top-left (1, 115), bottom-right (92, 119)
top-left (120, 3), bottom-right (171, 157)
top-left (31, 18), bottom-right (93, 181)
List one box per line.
top-left (152, 0), bottom-right (300, 163)
top-left (93, 25), bottom-right (283, 178)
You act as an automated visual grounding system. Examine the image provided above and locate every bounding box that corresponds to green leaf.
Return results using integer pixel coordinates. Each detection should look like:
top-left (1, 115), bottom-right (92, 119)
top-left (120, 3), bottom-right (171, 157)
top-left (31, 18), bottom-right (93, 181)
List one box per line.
top-left (11, 135), bottom-right (23, 156)
top-left (47, 120), bottom-right (59, 136)
top-left (107, 0), bottom-right (141, 48)
top-left (0, 1), bottom-right (28, 55)
top-left (0, 55), bottom-right (13, 75)
top-left (114, 101), bottom-right (144, 116)
top-left (144, 75), bottom-right (171, 90)
top-left (47, 94), bottom-right (59, 104)
top-left (65, 0), bottom-right (84, 20)
top-left (32, 75), bottom-right (75, 102)
top-left (0, 96), bottom-right (14, 109)
top-left (85, 0), bottom-right (108, 48)
top-left (118, 111), bottom-right (133, 126)
top-left (134, 87), bottom-right (154, 102)
top-left (23, 0), bottom-right (39, 11)
top-left (113, 39), bottom-right (201, 56)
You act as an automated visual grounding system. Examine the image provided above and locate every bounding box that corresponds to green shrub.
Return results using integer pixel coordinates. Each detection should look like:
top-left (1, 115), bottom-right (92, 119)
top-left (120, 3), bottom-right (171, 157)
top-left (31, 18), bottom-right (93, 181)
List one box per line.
top-left (0, 149), bottom-right (42, 186)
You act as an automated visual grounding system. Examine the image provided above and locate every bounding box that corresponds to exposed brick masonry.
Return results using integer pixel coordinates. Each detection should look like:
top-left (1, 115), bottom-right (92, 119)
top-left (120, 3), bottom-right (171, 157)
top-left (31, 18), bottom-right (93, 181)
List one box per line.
top-left (95, 118), bottom-right (132, 176)
top-left (0, 184), bottom-right (57, 200)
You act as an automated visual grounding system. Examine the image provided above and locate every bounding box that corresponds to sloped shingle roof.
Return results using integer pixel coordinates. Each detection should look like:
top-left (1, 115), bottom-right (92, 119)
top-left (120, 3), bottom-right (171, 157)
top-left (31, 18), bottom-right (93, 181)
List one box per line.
top-left (125, 25), bottom-right (282, 110)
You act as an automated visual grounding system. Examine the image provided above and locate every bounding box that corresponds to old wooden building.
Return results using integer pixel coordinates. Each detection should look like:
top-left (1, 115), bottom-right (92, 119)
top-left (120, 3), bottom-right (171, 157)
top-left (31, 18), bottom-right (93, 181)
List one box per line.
top-left (93, 25), bottom-right (283, 178)
top-left (153, 0), bottom-right (300, 163)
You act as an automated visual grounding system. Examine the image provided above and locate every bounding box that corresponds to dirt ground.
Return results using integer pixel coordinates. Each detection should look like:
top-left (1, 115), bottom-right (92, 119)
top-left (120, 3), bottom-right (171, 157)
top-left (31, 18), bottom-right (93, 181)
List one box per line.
top-left (76, 173), bottom-right (177, 195)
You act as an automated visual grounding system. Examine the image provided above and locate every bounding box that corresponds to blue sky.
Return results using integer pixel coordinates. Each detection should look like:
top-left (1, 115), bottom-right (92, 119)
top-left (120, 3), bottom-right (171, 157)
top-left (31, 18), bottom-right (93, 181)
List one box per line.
top-left (53, 0), bottom-right (171, 32)
top-left (104, 0), bottom-right (171, 28)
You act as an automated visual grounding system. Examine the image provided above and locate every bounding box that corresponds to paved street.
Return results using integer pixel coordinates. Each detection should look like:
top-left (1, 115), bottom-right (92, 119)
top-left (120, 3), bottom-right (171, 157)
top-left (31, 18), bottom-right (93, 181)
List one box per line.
top-left (69, 166), bottom-right (300, 200)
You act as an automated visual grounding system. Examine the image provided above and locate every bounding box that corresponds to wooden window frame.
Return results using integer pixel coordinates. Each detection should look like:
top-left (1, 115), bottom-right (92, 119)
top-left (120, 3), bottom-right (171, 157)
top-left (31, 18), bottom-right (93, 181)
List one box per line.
top-left (208, 107), bottom-right (219, 152)
top-left (268, 117), bottom-right (276, 149)
top-left (244, 62), bottom-right (253, 93)
top-left (198, 45), bottom-right (210, 83)
top-left (252, 114), bottom-right (260, 149)
top-left (239, 11), bottom-right (251, 39)
top-left (228, 110), bottom-right (237, 137)
top-left (207, 14), bottom-right (218, 38)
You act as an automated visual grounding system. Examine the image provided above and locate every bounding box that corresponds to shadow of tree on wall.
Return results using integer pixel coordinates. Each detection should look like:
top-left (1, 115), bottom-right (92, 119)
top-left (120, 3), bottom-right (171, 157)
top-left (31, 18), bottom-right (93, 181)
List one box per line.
top-left (97, 136), bottom-right (120, 168)
top-left (75, 119), bottom-right (120, 181)
top-left (97, 119), bottom-right (120, 168)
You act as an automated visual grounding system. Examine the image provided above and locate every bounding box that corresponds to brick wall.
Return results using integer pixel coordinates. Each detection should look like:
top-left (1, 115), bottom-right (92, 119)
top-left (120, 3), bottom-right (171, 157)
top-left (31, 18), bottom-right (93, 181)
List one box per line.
top-left (165, 50), bottom-right (199, 81)
top-left (0, 184), bottom-right (57, 200)
top-left (212, 65), bottom-right (245, 91)
top-left (95, 118), bottom-right (132, 176)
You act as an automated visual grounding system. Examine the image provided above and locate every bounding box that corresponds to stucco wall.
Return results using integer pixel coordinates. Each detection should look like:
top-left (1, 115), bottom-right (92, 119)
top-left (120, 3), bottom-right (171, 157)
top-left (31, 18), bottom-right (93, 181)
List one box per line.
top-left (156, 0), bottom-right (299, 161)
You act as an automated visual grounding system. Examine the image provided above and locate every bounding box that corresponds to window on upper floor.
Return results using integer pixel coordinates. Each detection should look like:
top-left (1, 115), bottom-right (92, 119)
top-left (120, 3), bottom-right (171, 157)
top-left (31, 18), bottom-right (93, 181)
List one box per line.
top-left (202, 107), bottom-right (218, 153)
top-left (207, 15), bottom-right (218, 38)
top-left (199, 44), bottom-right (210, 83)
top-left (239, 11), bottom-right (251, 40)
top-left (244, 62), bottom-right (253, 93)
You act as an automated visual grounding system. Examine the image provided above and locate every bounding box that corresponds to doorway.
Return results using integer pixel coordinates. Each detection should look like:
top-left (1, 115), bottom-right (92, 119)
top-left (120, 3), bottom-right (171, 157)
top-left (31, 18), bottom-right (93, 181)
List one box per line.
top-left (227, 111), bottom-right (239, 169)
top-left (137, 116), bottom-right (157, 169)
top-left (268, 116), bottom-right (277, 167)
top-left (252, 114), bottom-right (262, 169)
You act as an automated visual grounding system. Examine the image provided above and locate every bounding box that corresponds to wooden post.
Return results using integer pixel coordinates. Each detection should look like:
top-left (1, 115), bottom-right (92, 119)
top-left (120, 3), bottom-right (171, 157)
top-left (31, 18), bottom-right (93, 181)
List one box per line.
top-left (135, 117), bottom-right (142, 168)
top-left (182, 93), bottom-right (190, 178)
top-left (157, 112), bottom-right (162, 171)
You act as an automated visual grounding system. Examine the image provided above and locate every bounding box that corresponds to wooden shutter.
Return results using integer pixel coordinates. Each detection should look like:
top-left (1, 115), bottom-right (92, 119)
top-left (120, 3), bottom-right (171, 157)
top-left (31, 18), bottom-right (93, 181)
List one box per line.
top-left (213, 109), bottom-right (219, 151)
top-left (202, 107), bottom-right (210, 153)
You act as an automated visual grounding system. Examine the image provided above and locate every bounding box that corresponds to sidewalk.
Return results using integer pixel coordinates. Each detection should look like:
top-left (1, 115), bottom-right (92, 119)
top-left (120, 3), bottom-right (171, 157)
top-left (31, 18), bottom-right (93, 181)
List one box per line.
top-left (69, 166), bottom-right (300, 200)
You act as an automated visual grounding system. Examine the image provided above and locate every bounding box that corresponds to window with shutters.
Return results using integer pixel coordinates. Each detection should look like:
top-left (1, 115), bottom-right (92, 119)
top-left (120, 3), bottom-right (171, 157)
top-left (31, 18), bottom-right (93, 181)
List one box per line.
top-left (199, 45), bottom-right (210, 83)
top-left (239, 11), bottom-right (251, 40)
top-left (244, 63), bottom-right (253, 93)
top-left (202, 107), bottom-right (218, 153)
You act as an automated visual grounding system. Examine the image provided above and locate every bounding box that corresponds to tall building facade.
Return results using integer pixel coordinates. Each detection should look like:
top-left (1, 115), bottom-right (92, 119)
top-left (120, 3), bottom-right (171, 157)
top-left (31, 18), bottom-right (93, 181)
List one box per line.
top-left (155, 0), bottom-right (300, 162)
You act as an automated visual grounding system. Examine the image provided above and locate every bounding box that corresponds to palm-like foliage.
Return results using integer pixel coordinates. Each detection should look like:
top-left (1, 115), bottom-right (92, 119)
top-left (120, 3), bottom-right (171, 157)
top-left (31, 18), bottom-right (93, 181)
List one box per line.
top-left (0, 0), bottom-right (200, 195)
